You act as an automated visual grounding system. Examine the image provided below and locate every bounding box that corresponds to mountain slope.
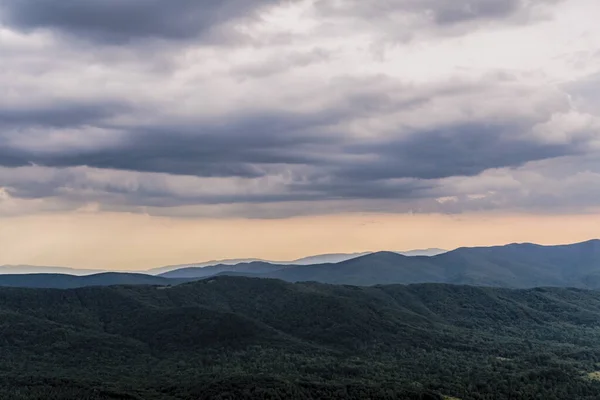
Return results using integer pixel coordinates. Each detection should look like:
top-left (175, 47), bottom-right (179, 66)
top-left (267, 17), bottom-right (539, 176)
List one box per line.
top-left (145, 258), bottom-right (266, 275)
top-left (396, 248), bottom-right (448, 257)
top-left (3, 240), bottom-right (600, 289)
top-left (1, 277), bottom-right (600, 399)
top-left (224, 240), bottom-right (600, 288)
top-left (159, 261), bottom-right (294, 279)
top-left (152, 249), bottom-right (448, 276)
top-left (160, 250), bottom-right (450, 279)
top-left (0, 272), bottom-right (183, 289)
top-left (231, 252), bottom-right (437, 286)
top-left (1, 249), bottom-right (448, 277)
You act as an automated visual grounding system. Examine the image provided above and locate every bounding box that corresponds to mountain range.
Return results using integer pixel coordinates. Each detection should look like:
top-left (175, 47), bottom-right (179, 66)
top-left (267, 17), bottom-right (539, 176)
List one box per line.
top-left (0, 248), bottom-right (447, 276)
top-left (0, 272), bottom-right (185, 289)
top-left (1, 240), bottom-right (599, 289)
top-left (0, 265), bottom-right (107, 276)
top-left (218, 239), bottom-right (600, 288)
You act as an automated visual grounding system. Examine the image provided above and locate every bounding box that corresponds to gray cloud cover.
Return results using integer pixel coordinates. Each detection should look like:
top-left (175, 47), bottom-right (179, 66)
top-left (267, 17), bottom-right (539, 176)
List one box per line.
top-left (314, 0), bottom-right (562, 38)
top-left (0, 78), bottom-right (583, 182)
top-left (0, 0), bottom-right (599, 217)
top-left (0, 101), bottom-right (129, 128)
top-left (0, 0), bottom-right (284, 43)
top-left (317, 0), bottom-right (535, 22)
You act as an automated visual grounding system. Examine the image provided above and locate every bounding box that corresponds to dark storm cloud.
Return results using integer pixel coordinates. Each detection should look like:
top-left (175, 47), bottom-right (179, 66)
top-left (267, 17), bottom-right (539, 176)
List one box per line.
top-left (0, 112), bottom-right (586, 208)
top-left (0, 100), bottom-right (130, 168)
top-left (0, 109), bottom-right (339, 177)
top-left (2, 165), bottom-right (434, 209)
top-left (0, 63), bottom-right (588, 211)
top-left (0, 0), bottom-right (558, 46)
top-left (288, 177), bottom-right (436, 201)
top-left (133, 178), bottom-right (433, 207)
top-left (0, 0), bottom-right (281, 44)
top-left (0, 104), bottom-right (534, 183)
top-left (0, 150), bottom-right (26, 168)
top-left (0, 80), bottom-right (438, 179)
top-left (0, 0), bottom-right (595, 220)
top-left (0, 101), bottom-right (130, 128)
top-left (338, 122), bottom-right (578, 182)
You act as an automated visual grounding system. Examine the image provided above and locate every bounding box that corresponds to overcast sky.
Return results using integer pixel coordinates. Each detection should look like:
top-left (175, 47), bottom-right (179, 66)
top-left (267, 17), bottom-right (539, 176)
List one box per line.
top-left (1, 0), bottom-right (600, 269)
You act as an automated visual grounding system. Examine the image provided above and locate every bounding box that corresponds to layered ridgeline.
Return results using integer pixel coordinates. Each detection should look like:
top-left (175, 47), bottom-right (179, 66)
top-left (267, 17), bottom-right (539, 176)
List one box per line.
top-left (1, 277), bottom-right (600, 399)
top-left (0, 249), bottom-right (446, 276)
top-left (157, 249), bottom-right (446, 278)
top-left (2, 240), bottom-right (599, 289)
top-left (0, 272), bottom-right (187, 289)
top-left (220, 239), bottom-right (600, 288)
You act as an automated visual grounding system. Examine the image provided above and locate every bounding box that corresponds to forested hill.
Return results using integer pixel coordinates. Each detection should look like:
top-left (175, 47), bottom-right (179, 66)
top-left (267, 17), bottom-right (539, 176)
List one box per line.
top-left (1, 276), bottom-right (600, 399)
top-left (0, 272), bottom-right (184, 288)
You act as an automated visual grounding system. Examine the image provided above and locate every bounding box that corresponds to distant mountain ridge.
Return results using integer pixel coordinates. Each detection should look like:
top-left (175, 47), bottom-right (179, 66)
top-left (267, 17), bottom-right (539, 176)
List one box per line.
top-left (1, 248), bottom-right (447, 276)
top-left (0, 273), bottom-right (185, 289)
top-left (0, 265), bottom-right (107, 276)
top-left (1, 240), bottom-right (599, 289)
top-left (159, 262), bottom-right (295, 279)
top-left (156, 248), bottom-right (447, 277)
top-left (227, 239), bottom-right (600, 288)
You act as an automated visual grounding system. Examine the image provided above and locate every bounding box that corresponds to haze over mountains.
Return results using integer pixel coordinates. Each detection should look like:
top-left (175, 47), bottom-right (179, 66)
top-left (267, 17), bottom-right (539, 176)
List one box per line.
top-left (0, 265), bottom-right (107, 276)
top-left (1, 240), bottom-right (599, 290)
top-left (143, 248), bottom-right (447, 275)
top-left (0, 248), bottom-right (447, 276)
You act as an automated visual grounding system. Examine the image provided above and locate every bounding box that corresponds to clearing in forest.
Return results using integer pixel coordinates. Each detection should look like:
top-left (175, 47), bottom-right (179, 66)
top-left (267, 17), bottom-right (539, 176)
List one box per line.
top-left (586, 372), bottom-right (600, 381)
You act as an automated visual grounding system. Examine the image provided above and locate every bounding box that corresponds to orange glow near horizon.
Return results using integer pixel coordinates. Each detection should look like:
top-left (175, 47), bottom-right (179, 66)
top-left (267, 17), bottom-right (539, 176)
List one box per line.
top-left (1, 211), bottom-right (599, 270)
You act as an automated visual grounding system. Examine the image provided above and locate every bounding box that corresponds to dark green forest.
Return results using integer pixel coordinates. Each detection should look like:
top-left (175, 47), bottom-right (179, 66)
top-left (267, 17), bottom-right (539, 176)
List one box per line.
top-left (1, 277), bottom-right (600, 399)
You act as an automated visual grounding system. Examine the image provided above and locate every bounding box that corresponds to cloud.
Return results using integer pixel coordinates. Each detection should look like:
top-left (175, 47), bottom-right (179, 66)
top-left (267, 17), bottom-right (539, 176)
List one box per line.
top-left (0, 69), bottom-right (597, 216)
top-left (0, 0), bottom-right (285, 44)
top-left (338, 121), bottom-right (579, 181)
top-left (313, 0), bottom-right (562, 42)
top-left (0, 106), bottom-right (339, 176)
top-left (0, 74), bottom-right (584, 182)
top-left (232, 48), bottom-right (332, 79)
top-left (0, 101), bottom-right (129, 128)
top-left (428, 153), bottom-right (600, 214)
top-left (1, 0), bottom-right (600, 218)
top-left (566, 72), bottom-right (600, 115)
top-left (0, 113), bottom-right (593, 215)
top-left (426, 0), bottom-right (556, 25)
top-left (318, 0), bottom-right (526, 22)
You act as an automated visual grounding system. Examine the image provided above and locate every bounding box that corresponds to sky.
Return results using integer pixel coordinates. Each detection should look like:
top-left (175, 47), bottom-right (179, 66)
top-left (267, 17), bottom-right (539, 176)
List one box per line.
top-left (1, 0), bottom-right (600, 270)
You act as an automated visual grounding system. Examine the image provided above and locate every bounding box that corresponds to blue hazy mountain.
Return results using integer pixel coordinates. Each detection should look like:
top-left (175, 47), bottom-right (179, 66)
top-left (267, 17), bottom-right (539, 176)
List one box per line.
top-left (214, 240), bottom-right (600, 289)
top-left (2, 241), bottom-right (599, 289)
